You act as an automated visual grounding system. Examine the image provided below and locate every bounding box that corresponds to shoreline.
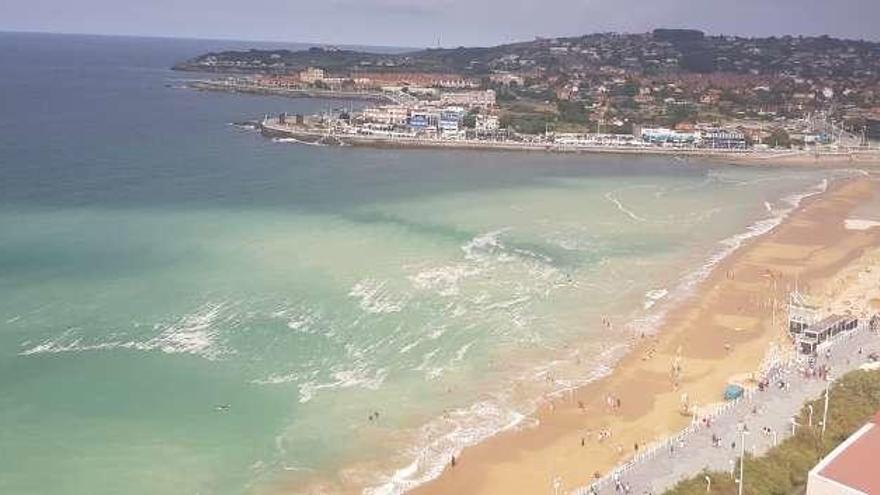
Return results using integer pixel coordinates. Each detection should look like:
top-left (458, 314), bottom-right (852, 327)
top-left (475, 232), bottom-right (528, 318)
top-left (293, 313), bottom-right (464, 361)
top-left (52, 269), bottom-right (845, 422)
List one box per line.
top-left (259, 122), bottom-right (880, 168)
top-left (359, 173), bottom-right (829, 495)
top-left (401, 175), bottom-right (880, 495)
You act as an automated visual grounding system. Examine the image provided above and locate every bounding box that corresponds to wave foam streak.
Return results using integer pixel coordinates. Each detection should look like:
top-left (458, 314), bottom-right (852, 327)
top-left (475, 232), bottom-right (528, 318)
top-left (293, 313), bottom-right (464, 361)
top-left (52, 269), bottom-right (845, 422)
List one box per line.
top-left (19, 302), bottom-right (232, 360)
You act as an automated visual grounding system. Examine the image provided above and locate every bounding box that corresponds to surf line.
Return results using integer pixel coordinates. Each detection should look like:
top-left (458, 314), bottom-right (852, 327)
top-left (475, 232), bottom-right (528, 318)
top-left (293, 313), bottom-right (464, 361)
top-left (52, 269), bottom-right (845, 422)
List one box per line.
top-left (604, 191), bottom-right (647, 222)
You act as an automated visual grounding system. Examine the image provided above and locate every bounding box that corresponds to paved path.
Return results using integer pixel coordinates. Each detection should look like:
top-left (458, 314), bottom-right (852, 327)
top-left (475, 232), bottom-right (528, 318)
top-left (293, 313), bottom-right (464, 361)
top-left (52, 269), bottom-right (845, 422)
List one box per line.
top-left (574, 323), bottom-right (880, 495)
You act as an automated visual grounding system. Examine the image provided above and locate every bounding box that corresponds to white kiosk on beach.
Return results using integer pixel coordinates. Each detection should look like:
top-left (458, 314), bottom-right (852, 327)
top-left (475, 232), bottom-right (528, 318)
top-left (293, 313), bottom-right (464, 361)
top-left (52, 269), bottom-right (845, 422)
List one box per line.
top-left (788, 290), bottom-right (820, 337)
top-left (788, 290), bottom-right (859, 355)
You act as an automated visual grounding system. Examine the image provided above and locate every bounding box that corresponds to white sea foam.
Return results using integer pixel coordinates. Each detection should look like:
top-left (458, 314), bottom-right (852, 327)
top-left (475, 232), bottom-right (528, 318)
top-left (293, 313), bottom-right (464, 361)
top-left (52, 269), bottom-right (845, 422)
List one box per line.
top-left (546, 235), bottom-right (588, 251)
top-left (605, 191), bottom-right (647, 223)
top-left (251, 370), bottom-right (313, 386)
top-left (297, 367), bottom-right (387, 403)
top-left (18, 302), bottom-right (230, 360)
top-left (451, 341), bottom-right (474, 364)
top-left (398, 337), bottom-right (424, 355)
top-left (364, 399), bottom-right (532, 495)
top-left (408, 265), bottom-right (480, 297)
top-left (349, 279), bottom-right (409, 314)
top-left (461, 228), bottom-right (509, 260)
top-left (409, 228), bottom-right (563, 306)
top-left (286, 314), bottom-right (315, 331)
top-left (643, 288), bottom-right (669, 310)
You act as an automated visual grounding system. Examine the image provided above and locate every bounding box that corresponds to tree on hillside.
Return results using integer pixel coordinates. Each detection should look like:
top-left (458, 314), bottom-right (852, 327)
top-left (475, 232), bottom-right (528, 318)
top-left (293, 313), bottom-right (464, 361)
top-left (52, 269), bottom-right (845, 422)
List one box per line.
top-left (768, 128), bottom-right (791, 148)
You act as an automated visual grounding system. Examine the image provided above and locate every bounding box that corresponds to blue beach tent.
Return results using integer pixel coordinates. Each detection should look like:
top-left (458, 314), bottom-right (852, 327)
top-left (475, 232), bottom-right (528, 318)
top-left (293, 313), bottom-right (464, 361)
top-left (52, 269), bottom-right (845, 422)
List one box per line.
top-left (724, 384), bottom-right (744, 401)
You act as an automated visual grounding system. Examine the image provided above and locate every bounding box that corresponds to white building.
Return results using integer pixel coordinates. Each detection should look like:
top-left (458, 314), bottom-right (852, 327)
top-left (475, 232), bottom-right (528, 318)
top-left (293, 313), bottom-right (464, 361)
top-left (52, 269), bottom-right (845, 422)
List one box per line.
top-left (439, 90), bottom-right (497, 109)
top-left (362, 106), bottom-right (410, 125)
top-left (476, 114), bottom-right (500, 132)
top-left (299, 67), bottom-right (325, 84)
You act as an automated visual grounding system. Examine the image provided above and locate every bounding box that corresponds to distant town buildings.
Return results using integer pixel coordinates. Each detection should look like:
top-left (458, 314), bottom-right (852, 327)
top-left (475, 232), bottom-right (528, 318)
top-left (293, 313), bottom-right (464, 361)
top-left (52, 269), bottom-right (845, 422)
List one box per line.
top-left (299, 67), bottom-right (325, 84)
top-left (352, 72), bottom-right (480, 89)
top-left (440, 90), bottom-right (497, 108)
top-left (362, 105), bottom-right (410, 125)
top-left (180, 30), bottom-right (880, 146)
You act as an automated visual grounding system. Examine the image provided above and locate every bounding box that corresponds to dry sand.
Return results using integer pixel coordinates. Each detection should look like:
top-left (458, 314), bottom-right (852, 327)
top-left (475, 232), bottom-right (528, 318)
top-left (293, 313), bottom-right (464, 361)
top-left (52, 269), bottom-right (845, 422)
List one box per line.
top-left (411, 177), bottom-right (880, 495)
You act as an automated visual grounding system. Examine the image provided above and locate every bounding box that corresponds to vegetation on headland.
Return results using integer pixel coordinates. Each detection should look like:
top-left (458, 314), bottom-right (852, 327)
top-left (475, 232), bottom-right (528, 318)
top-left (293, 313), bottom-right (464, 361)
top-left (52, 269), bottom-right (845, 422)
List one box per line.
top-left (664, 370), bottom-right (880, 495)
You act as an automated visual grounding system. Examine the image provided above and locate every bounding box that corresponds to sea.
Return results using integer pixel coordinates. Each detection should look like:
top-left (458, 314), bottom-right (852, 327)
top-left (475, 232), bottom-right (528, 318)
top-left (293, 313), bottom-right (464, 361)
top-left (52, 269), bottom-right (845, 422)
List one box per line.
top-left (0, 32), bottom-right (856, 495)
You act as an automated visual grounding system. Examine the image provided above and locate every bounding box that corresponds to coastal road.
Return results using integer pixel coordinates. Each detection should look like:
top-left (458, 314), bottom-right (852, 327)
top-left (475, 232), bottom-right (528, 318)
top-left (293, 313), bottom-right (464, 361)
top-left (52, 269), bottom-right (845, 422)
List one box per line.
top-left (579, 323), bottom-right (880, 495)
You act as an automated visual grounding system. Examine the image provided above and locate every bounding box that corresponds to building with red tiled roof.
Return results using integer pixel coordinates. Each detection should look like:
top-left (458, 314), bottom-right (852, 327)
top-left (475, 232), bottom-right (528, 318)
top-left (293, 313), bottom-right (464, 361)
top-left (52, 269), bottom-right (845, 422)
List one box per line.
top-left (806, 410), bottom-right (880, 495)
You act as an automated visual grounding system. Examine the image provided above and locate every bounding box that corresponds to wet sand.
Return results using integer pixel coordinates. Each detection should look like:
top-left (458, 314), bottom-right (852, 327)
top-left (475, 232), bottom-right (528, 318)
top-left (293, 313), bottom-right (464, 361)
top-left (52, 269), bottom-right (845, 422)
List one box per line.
top-left (411, 176), bottom-right (880, 495)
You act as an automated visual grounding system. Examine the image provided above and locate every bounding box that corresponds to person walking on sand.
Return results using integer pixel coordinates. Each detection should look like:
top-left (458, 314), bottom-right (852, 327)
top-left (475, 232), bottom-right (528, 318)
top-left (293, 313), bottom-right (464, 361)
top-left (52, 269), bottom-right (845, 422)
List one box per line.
top-left (450, 455), bottom-right (456, 468)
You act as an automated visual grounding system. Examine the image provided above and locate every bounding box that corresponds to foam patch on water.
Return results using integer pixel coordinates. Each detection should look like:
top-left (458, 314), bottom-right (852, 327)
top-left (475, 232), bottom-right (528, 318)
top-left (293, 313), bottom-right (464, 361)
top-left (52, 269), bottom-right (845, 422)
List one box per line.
top-left (409, 265), bottom-right (480, 297)
top-left (251, 369), bottom-right (314, 386)
top-left (411, 229), bottom-right (565, 304)
top-left (605, 191), bottom-right (648, 223)
top-left (18, 302), bottom-right (231, 360)
top-left (349, 279), bottom-right (409, 314)
top-left (643, 288), bottom-right (669, 310)
top-left (297, 366), bottom-right (388, 403)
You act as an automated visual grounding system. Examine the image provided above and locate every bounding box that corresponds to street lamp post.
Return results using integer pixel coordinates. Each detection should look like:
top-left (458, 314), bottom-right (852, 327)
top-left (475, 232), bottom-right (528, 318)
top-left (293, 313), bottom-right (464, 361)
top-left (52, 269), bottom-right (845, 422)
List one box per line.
top-left (822, 378), bottom-right (831, 437)
top-left (738, 430), bottom-right (749, 495)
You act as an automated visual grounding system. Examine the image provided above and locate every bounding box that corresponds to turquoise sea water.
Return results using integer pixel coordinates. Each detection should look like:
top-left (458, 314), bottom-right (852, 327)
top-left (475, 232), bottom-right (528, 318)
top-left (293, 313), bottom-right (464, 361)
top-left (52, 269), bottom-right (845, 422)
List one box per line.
top-left (0, 32), bottom-right (850, 495)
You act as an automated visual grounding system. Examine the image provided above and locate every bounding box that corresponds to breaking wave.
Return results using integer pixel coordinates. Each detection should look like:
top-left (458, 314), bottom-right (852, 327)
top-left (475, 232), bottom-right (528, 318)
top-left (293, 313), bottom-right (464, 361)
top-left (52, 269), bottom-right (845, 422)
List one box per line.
top-left (19, 302), bottom-right (231, 360)
top-left (349, 279), bottom-right (410, 314)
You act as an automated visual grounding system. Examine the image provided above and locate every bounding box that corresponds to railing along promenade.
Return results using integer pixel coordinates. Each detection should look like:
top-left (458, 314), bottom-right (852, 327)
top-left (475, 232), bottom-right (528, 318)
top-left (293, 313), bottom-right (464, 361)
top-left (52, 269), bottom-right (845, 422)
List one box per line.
top-left (570, 319), bottom-right (877, 495)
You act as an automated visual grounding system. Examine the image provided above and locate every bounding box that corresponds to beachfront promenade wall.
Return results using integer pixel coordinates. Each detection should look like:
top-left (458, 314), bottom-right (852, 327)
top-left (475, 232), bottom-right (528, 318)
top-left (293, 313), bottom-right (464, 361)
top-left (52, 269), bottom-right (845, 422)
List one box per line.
top-left (259, 122), bottom-right (880, 163)
top-left (570, 320), bottom-right (879, 495)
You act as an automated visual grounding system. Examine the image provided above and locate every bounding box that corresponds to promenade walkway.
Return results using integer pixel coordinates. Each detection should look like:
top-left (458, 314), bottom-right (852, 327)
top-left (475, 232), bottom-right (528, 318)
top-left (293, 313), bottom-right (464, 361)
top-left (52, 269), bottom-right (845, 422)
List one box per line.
top-left (575, 322), bottom-right (880, 495)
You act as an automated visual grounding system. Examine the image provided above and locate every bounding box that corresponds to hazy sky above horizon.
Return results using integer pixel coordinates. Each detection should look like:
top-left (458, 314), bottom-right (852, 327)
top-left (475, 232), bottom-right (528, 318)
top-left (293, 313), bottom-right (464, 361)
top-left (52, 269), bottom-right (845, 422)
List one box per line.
top-left (2, 0), bottom-right (879, 47)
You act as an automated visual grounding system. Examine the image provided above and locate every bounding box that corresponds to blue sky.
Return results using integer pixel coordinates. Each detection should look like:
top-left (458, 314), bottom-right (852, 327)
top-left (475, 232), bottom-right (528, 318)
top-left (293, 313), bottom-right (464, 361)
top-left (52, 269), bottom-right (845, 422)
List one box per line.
top-left (2, 0), bottom-right (879, 47)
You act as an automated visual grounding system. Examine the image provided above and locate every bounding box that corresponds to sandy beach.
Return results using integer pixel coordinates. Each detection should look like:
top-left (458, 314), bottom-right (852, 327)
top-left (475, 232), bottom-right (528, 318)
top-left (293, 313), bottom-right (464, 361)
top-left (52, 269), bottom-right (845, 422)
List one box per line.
top-left (410, 175), bottom-right (880, 495)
